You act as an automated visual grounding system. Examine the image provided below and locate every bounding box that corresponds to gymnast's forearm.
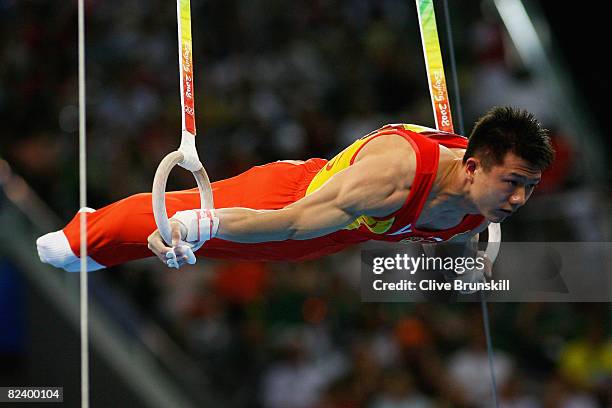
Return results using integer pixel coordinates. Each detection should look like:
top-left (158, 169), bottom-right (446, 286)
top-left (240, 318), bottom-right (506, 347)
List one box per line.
top-left (214, 204), bottom-right (348, 243)
top-left (214, 207), bottom-right (296, 243)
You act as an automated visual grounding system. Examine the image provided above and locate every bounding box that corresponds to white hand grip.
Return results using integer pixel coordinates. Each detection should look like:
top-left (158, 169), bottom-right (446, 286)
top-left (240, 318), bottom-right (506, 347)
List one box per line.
top-left (152, 150), bottom-right (214, 245)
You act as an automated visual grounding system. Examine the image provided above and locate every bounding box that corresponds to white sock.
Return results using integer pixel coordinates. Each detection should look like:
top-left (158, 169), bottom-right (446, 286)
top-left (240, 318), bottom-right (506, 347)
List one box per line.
top-left (36, 230), bottom-right (105, 272)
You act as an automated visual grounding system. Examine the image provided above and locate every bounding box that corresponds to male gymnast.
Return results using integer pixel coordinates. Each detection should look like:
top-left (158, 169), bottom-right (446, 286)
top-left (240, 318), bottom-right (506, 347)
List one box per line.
top-left (37, 106), bottom-right (553, 273)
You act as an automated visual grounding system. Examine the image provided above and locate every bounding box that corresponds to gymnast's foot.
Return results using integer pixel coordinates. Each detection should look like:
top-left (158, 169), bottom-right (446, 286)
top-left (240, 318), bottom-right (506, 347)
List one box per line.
top-left (36, 207), bottom-right (105, 272)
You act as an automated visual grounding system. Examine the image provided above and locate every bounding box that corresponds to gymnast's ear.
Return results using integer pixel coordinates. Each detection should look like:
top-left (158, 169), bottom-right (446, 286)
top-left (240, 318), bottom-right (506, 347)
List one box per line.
top-left (464, 157), bottom-right (479, 180)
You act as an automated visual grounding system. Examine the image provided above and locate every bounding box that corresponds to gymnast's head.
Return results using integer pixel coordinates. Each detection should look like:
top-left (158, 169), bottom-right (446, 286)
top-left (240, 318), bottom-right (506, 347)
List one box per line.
top-left (462, 106), bottom-right (555, 223)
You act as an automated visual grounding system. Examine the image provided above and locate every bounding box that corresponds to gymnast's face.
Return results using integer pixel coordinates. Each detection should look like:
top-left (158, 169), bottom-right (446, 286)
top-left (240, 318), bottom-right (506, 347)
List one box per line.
top-left (467, 152), bottom-right (541, 223)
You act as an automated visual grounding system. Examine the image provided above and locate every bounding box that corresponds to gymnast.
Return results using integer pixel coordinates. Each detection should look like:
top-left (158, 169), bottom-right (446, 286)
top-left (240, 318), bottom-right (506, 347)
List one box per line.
top-left (37, 106), bottom-right (553, 272)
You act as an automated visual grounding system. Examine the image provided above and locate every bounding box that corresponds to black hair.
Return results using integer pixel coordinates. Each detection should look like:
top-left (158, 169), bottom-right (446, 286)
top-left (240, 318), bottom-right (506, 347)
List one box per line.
top-left (463, 106), bottom-right (554, 170)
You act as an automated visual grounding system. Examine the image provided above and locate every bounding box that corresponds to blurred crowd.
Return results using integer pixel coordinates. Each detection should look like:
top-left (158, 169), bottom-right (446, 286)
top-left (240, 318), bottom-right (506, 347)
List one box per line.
top-left (136, 254), bottom-right (611, 408)
top-left (1, 0), bottom-right (610, 407)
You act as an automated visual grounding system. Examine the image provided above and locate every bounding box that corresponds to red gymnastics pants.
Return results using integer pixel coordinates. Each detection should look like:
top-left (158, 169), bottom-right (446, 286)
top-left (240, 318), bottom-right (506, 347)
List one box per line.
top-left (55, 158), bottom-right (352, 268)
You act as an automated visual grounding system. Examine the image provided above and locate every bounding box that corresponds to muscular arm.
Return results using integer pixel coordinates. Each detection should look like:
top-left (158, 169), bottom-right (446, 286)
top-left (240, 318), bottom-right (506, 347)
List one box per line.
top-left (214, 154), bottom-right (409, 242)
top-left (147, 134), bottom-right (415, 266)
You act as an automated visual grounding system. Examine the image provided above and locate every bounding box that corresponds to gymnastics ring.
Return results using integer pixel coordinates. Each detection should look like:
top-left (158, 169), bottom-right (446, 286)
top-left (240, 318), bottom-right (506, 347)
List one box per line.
top-left (485, 223), bottom-right (501, 263)
top-left (152, 151), bottom-right (214, 245)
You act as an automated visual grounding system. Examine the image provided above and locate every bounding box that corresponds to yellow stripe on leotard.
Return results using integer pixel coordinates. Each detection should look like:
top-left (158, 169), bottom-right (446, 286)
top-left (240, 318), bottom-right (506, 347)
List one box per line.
top-left (305, 137), bottom-right (368, 195)
top-left (305, 133), bottom-right (396, 234)
top-left (388, 123), bottom-right (438, 134)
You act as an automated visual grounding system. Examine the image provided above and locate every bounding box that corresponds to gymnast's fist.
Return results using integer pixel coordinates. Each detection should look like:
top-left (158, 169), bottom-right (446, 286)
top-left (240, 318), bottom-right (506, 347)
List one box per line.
top-left (147, 209), bottom-right (219, 269)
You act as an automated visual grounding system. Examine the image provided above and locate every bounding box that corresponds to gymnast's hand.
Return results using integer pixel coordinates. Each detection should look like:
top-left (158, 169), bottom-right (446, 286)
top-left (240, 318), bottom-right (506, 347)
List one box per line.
top-left (147, 209), bottom-right (219, 269)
